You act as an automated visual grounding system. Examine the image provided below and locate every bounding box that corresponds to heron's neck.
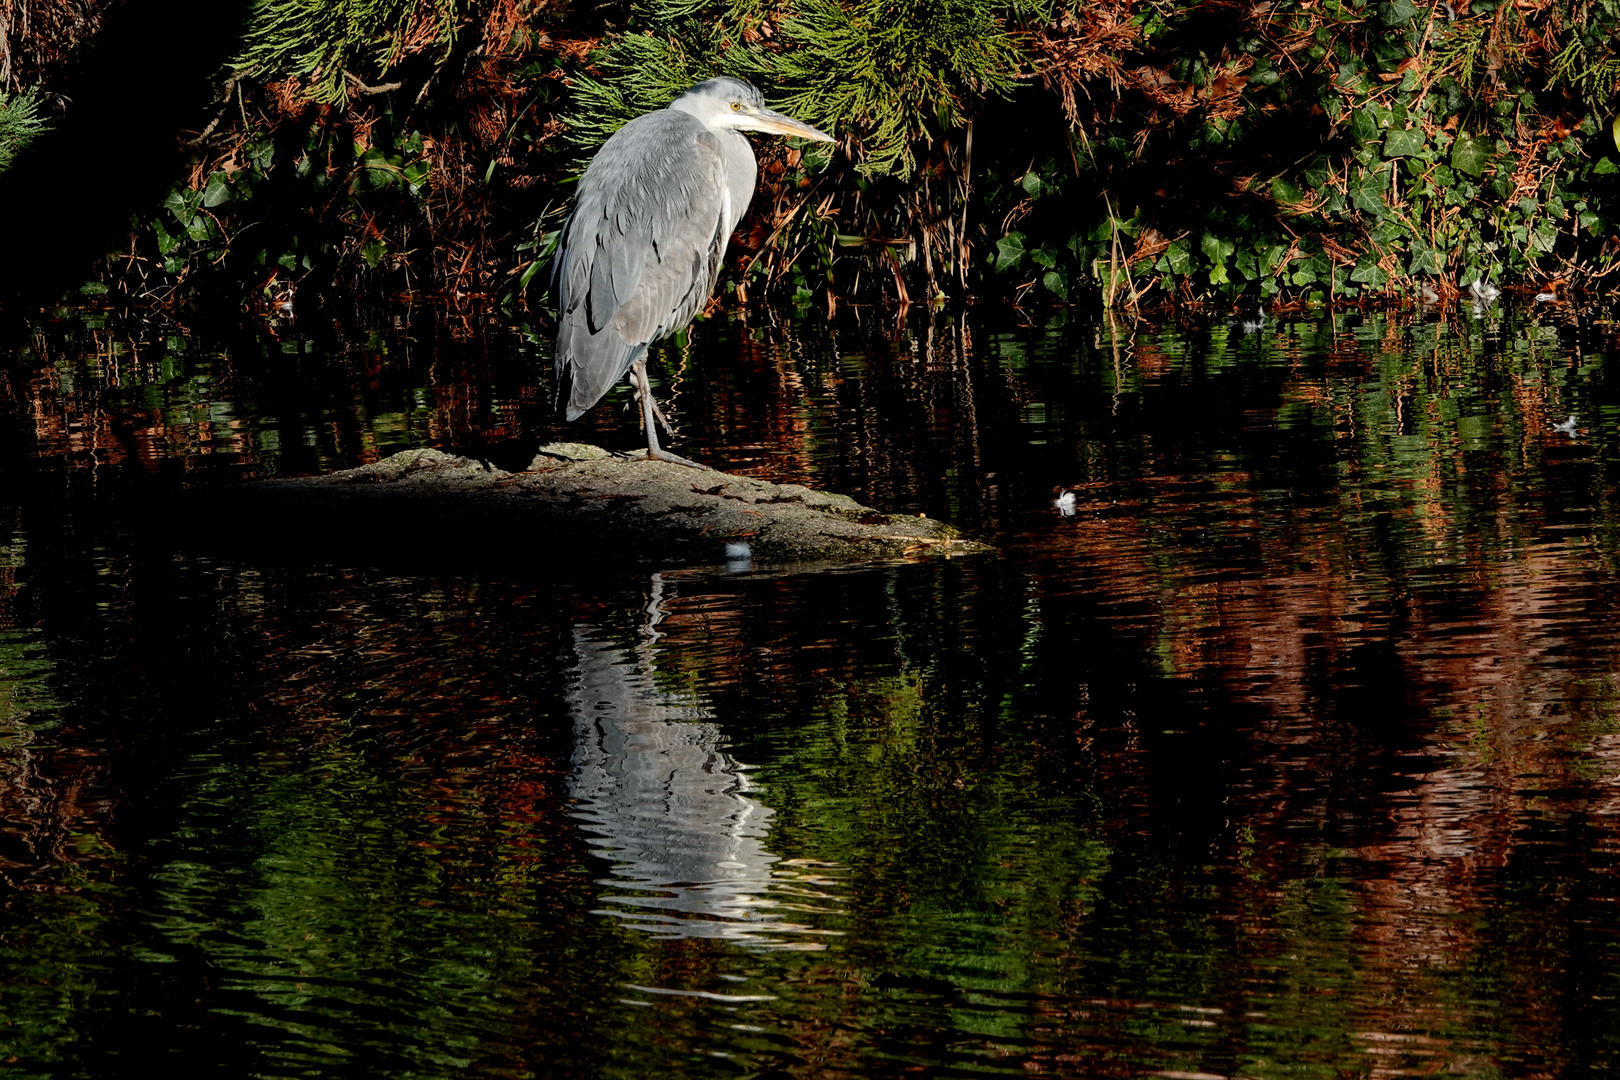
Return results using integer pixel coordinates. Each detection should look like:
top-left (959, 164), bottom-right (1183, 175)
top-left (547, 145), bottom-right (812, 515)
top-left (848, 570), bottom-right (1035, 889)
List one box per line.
top-left (669, 96), bottom-right (712, 122)
top-left (717, 129), bottom-right (757, 234)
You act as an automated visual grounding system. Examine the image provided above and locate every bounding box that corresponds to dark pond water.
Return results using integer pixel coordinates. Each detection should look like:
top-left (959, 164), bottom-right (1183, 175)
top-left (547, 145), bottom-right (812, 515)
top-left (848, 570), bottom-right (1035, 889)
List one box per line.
top-left (4, 300), bottom-right (1620, 1077)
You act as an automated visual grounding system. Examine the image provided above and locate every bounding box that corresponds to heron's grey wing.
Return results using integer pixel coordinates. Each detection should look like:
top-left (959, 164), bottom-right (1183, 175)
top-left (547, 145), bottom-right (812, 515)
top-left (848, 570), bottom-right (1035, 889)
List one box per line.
top-left (553, 113), bottom-right (734, 418)
top-left (609, 127), bottom-right (735, 348)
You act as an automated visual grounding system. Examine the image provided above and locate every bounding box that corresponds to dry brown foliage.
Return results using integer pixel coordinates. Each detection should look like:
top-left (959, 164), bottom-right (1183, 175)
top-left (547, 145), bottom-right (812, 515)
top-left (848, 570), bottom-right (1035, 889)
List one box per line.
top-left (0, 0), bottom-right (108, 91)
top-left (1029, 0), bottom-right (1139, 128)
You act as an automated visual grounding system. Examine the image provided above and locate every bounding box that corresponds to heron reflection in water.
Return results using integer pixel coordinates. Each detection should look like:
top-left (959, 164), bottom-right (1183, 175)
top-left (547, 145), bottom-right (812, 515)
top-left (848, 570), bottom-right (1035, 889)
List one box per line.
top-left (551, 78), bottom-right (835, 467)
top-left (565, 576), bottom-right (839, 946)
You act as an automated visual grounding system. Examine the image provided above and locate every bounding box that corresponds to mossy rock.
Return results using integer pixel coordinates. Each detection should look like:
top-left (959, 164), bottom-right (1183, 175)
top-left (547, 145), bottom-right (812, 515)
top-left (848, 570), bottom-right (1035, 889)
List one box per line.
top-left (223, 446), bottom-right (993, 568)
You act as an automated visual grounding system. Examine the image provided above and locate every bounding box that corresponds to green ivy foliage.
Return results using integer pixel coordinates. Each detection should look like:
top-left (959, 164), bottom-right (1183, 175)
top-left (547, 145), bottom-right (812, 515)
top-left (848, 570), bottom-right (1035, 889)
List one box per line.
top-left (133, 115), bottom-right (434, 304)
top-left (989, 0), bottom-right (1620, 305)
top-left (110, 0), bottom-right (525, 304)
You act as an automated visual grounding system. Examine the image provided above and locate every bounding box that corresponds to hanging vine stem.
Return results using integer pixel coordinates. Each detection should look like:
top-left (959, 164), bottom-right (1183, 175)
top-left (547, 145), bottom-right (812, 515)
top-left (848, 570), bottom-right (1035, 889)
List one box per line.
top-left (1101, 189), bottom-right (1136, 311)
top-left (958, 118), bottom-right (974, 292)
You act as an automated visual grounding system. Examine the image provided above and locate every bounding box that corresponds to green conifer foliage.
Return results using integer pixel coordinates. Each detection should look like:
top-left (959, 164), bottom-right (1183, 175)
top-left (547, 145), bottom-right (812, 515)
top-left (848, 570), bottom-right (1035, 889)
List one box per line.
top-left (0, 91), bottom-right (46, 173)
top-left (770, 0), bottom-right (1022, 179)
top-left (234, 0), bottom-right (460, 103)
top-left (561, 0), bottom-right (1024, 179)
top-left (560, 29), bottom-right (718, 162)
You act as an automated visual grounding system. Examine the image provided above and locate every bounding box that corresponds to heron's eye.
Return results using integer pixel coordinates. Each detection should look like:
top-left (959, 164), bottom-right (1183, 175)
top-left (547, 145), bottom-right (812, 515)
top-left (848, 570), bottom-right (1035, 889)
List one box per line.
top-left (730, 101), bottom-right (741, 111)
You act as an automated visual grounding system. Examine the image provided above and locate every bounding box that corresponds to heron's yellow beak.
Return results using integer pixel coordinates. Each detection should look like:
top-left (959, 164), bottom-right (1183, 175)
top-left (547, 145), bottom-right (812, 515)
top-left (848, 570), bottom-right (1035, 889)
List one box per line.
top-left (745, 108), bottom-right (835, 143)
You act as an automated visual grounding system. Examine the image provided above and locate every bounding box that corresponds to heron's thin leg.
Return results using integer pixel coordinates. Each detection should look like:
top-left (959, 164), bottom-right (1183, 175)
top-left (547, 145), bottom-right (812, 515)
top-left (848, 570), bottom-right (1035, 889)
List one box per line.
top-left (629, 359), bottom-right (708, 469)
top-left (648, 396), bottom-right (677, 438)
top-left (630, 360), bottom-right (663, 455)
top-left (628, 361), bottom-right (678, 439)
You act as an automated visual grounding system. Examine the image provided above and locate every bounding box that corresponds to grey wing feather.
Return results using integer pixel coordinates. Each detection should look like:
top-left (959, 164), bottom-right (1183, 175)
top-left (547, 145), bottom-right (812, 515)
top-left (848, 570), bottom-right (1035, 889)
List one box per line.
top-left (553, 111), bottom-right (734, 419)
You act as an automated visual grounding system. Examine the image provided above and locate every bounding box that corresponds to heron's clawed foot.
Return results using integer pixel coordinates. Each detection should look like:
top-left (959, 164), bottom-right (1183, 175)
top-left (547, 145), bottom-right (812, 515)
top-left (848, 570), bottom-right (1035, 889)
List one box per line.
top-left (630, 446), bottom-right (710, 470)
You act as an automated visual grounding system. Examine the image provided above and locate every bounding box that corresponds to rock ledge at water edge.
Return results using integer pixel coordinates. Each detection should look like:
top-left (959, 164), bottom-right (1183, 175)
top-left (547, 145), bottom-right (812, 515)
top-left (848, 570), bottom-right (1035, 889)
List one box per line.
top-left (242, 445), bottom-right (994, 565)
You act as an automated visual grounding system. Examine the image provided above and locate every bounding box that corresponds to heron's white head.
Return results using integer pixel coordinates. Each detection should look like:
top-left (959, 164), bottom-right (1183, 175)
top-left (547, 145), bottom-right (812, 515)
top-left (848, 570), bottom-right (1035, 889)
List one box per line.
top-left (671, 77), bottom-right (835, 142)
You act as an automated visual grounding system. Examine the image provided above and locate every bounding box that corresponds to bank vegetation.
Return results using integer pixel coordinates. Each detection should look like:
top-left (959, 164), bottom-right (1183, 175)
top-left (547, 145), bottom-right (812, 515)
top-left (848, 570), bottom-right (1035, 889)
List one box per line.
top-left (3, 0), bottom-right (1620, 312)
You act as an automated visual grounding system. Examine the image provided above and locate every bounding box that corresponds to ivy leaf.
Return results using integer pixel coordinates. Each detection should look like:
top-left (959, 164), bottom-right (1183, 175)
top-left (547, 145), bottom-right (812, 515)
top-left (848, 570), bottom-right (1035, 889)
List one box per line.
top-left (1163, 238), bottom-right (1192, 276)
top-left (1351, 109), bottom-right (1381, 144)
top-left (1271, 177), bottom-right (1304, 207)
top-left (995, 232), bottom-right (1026, 272)
top-left (166, 186), bottom-right (203, 225)
top-left (1351, 171), bottom-right (1389, 215)
top-left (152, 219), bottom-right (179, 256)
top-left (1349, 255), bottom-right (1386, 285)
top-left (1042, 269), bottom-right (1068, 300)
top-left (202, 174), bottom-right (231, 208)
top-left (1451, 131), bottom-right (1494, 178)
top-left (1408, 242), bottom-right (1443, 274)
top-left (1370, 220), bottom-right (1404, 244)
top-left (1384, 128), bottom-right (1425, 158)
top-left (1380, 0), bottom-right (1422, 25)
top-left (1200, 233), bottom-right (1234, 262)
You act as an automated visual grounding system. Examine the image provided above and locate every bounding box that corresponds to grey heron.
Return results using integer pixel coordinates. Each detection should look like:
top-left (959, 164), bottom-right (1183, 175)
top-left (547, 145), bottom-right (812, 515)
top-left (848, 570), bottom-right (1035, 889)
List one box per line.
top-left (552, 77), bottom-right (835, 466)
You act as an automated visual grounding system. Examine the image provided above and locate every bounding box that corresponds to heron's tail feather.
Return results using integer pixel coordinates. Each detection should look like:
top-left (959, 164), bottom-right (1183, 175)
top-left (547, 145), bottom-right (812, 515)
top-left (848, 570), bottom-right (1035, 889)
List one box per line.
top-left (556, 313), bottom-right (645, 419)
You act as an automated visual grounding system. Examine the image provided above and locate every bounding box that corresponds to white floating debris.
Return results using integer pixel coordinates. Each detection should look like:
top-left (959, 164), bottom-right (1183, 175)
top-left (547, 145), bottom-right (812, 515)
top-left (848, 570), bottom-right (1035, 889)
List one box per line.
top-left (1054, 490), bottom-right (1077, 517)
top-left (622, 983), bottom-right (778, 1003)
